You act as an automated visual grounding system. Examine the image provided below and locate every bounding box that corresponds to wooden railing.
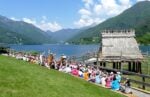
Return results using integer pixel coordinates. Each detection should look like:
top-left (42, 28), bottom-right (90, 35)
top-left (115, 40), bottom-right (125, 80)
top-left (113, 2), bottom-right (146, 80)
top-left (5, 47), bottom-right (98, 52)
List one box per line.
top-left (70, 53), bottom-right (150, 90)
top-left (94, 66), bottom-right (150, 90)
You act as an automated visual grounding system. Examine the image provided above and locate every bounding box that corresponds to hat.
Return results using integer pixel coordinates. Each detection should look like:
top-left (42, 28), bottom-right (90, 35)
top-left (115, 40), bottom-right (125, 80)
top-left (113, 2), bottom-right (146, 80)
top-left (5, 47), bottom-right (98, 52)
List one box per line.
top-left (110, 72), bottom-right (114, 75)
top-left (103, 74), bottom-right (106, 77)
top-left (117, 72), bottom-right (121, 75)
top-left (62, 54), bottom-right (67, 58)
top-left (50, 53), bottom-right (53, 55)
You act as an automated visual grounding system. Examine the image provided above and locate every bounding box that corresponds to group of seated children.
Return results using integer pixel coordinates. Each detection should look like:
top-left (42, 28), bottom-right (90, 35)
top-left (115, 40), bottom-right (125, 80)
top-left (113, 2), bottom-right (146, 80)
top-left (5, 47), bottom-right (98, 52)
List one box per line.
top-left (58, 64), bottom-right (131, 94)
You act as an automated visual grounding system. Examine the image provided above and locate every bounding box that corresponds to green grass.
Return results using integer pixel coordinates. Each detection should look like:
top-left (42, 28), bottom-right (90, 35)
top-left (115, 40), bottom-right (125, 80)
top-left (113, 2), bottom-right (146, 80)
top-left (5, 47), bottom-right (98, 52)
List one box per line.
top-left (0, 55), bottom-right (125, 97)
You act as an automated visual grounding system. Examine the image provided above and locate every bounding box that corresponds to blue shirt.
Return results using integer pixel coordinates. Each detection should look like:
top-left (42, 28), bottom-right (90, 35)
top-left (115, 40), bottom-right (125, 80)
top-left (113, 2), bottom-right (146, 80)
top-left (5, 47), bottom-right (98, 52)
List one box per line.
top-left (95, 75), bottom-right (101, 84)
top-left (111, 80), bottom-right (120, 90)
top-left (116, 74), bottom-right (121, 82)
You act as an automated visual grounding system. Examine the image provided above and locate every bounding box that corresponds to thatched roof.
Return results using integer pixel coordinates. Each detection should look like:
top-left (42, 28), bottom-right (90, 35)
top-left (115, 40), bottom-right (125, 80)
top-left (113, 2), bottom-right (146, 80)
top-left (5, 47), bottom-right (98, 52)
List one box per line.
top-left (100, 29), bottom-right (143, 61)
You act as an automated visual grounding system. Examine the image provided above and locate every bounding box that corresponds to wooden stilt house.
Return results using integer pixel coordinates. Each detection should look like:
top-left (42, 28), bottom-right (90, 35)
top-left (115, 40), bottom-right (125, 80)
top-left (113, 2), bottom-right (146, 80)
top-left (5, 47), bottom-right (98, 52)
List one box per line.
top-left (99, 29), bottom-right (143, 73)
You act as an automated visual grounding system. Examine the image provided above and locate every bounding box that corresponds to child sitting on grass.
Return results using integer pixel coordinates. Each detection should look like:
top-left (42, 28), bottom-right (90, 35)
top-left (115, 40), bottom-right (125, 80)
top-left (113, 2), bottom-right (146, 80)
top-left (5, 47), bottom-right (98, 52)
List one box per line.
top-left (120, 78), bottom-right (132, 94)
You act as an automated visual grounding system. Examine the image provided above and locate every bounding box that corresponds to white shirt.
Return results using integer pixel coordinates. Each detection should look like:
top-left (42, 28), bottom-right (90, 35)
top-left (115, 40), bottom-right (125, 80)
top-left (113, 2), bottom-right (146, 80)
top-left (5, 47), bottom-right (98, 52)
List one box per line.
top-left (65, 67), bottom-right (71, 73)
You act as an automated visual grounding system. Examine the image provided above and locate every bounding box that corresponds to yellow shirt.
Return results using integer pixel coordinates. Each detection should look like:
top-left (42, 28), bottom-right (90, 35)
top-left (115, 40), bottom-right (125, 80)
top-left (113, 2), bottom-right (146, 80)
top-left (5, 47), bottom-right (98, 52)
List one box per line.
top-left (83, 72), bottom-right (89, 81)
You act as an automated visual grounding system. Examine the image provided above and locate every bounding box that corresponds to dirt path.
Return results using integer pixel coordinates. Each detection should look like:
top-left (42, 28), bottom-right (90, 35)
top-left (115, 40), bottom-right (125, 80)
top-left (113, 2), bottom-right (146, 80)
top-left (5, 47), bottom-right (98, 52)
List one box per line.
top-left (131, 88), bottom-right (150, 97)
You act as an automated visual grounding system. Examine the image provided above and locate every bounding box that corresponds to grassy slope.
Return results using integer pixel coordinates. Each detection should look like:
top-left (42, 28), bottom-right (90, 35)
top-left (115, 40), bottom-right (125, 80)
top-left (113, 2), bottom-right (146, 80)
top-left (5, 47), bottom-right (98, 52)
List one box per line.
top-left (0, 56), bottom-right (125, 97)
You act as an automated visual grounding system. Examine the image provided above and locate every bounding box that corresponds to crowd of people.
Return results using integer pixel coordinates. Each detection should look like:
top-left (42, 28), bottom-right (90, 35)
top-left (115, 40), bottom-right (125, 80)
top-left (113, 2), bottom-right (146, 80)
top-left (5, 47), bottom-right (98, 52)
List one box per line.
top-left (7, 51), bottom-right (132, 94)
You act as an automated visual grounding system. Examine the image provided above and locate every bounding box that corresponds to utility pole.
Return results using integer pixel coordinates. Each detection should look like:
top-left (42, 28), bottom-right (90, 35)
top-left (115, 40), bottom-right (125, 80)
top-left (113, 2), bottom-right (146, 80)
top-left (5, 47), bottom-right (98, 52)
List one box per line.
top-left (120, 51), bottom-right (123, 71)
top-left (96, 46), bottom-right (99, 65)
top-left (96, 32), bottom-right (102, 66)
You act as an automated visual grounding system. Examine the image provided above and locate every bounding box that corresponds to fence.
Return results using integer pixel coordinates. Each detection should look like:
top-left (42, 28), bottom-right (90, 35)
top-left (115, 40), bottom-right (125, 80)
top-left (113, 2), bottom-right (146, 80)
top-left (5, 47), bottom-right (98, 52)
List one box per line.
top-left (95, 66), bottom-right (150, 90)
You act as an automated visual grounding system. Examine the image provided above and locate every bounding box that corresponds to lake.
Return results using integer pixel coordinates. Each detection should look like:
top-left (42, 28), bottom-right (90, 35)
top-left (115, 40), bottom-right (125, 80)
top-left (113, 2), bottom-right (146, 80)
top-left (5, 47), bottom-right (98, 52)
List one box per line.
top-left (9, 44), bottom-right (150, 59)
top-left (9, 44), bottom-right (99, 58)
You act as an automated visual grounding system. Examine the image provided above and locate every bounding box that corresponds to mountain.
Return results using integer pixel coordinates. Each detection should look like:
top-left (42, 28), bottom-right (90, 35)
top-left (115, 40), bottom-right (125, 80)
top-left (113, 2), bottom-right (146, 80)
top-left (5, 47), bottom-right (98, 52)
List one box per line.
top-left (46, 28), bottom-right (82, 43)
top-left (69, 1), bottom-right (150, 44)
top-left (0, 26), bottom-right (32, 44)
top-left (0, 15), bottom-right (52, 44)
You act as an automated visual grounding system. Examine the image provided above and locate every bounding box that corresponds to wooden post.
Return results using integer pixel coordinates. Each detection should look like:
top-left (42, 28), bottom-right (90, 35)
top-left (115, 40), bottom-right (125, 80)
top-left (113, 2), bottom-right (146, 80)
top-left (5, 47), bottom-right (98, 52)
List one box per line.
top-left (103, 62), bottom-right (106, 67)
top-left (142, 77), bottom-right (145, 90)
top-left (116, 62), bottom-right (119, 69)
top-left (100, 62), bottom-right (103, 66)
top-left (128, 62), bottom-right (131, 71)
top-left (119, 62), bottom-right (121, 69)
top-left (115, 62), bottom-right (117, 69)
top-left (137, 62), bottom-right (139, 73)
top-left (132, 62), bottom-right (136, 72)
top-left (135, 62), bottom-right (138, 72)
top-left (113, 62), bottom-right (115, 69)
top-left (139, 62), bottom-right (142, 74)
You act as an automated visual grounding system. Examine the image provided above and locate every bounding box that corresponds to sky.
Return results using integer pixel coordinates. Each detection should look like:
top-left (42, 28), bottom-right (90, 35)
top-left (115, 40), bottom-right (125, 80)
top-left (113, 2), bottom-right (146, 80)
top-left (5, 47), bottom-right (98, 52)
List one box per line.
top-left (0, 0), bottom-right (148, 32)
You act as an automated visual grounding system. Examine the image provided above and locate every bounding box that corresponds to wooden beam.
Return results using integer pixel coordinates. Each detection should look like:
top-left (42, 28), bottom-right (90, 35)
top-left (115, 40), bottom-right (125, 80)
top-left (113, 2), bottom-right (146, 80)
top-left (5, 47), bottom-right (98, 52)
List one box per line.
top-left (128, 62), bottom-right (131, 71)
top-left (132, 62), bottom-right (136, 72)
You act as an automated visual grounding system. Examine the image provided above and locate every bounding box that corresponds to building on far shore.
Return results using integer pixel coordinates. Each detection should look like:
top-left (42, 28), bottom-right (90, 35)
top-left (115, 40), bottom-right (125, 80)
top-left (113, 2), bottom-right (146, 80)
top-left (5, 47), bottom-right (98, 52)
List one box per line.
top-left (98, 29), bottom-right (143, 73)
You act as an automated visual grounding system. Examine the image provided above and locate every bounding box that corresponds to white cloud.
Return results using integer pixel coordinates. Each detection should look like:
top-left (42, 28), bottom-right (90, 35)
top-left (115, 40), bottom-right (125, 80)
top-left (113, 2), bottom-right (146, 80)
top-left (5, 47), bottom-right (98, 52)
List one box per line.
top-left (94, 4), bottom-right (102, 15)
top-left (82, 0), bottom-right (94, 9)
top-left (74, 0), bottom-right (133, 28)
top-left (22, 18), bottom-right (37, 24)
top-left (42, 16), bottom-right (47, 20)
top-left (10, 16), bottom-right (62, 32)
top-left (79, 8), bottom-right (92, 16)
top-left (38, 21), bottom-right (62, 32)
top-left (82, 0), bottom-right (93, 5)
top-left (10, 17), bottom-right (19, 21)
top-left (74, 18), bottom-right (94, 27)
top-left (119, 0), bottom-right (131, 5)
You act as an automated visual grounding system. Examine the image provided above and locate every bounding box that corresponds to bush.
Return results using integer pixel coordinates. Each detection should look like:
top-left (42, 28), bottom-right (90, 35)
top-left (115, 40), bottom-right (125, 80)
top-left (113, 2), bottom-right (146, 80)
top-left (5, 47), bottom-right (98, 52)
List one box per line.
top-left (0, 46), bottom-right (9, 54)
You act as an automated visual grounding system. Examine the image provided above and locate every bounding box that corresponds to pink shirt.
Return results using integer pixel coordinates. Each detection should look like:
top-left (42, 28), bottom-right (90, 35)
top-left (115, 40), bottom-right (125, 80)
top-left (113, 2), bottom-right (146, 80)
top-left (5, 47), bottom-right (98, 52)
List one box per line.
top-left (71, 69), bottom-right (79, 76)
top-left (106, 77), bottom-right (112, 88)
